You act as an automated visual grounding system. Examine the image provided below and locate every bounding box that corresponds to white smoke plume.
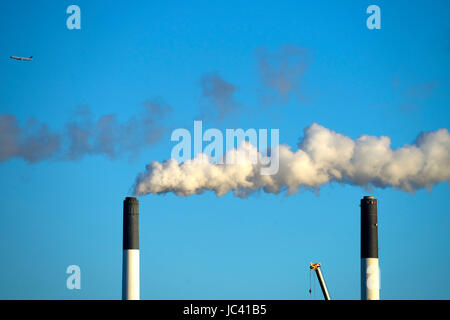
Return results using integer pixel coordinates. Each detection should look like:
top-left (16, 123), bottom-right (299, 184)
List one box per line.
top-left (133, 123), bottom-right (450, 197)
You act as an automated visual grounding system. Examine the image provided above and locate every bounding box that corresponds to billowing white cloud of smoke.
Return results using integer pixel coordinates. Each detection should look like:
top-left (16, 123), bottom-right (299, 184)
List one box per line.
top-left (133, 123), bottom-right (450, 197)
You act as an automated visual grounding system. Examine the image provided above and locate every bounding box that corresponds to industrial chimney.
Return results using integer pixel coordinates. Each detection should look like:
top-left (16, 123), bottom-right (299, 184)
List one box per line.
top-left (360, 196), bottom-right (380, 300)
top-left (122, 197), bottom-right (140, 300)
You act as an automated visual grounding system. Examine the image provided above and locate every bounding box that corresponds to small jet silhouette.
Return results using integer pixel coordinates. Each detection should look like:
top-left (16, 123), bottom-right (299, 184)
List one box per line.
top-left (10, 56), bottom-right (33, 61)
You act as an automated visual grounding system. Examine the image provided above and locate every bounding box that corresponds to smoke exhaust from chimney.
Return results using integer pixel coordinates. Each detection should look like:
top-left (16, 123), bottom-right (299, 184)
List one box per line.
top-left (133, 123), bottom-right (450, 198)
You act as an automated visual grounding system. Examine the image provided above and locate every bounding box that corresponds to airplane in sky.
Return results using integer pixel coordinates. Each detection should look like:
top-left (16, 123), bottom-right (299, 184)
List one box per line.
top-left (10, 56), bottom-right (33, 61)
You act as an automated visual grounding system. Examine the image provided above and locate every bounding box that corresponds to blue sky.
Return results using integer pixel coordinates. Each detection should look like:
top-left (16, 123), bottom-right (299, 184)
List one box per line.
top-left (0, 0), bottom-right (449, 299)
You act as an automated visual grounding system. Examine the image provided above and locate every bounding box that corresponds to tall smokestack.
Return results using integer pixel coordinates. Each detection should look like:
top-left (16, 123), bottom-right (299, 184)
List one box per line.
top-left (361, 196), bottom-right (380, 300)
top-left (122, 197), bottom-right (140, 300)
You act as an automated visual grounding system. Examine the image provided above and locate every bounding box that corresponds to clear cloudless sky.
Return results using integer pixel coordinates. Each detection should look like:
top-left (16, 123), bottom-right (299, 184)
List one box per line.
top-left (0, 0), bottom-right (449, 299)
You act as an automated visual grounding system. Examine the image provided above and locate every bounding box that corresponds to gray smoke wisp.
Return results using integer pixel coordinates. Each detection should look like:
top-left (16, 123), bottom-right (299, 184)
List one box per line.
top-left (254, 44), bottom-right (309, 104)
top-left (198, 71), bottom-right (240, 121)
top-left (133, 123), bottom-right (450, 197)
top-left (0, 99), bottom-right (171, 163)
top-left (0, 115), bottom-right (61, 163)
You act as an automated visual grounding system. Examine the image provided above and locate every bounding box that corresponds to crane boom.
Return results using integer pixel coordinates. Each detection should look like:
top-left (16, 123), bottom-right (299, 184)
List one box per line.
top-left (310, 262), bottom-right (331, 300)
